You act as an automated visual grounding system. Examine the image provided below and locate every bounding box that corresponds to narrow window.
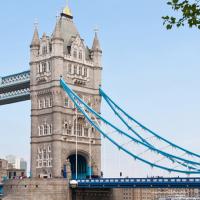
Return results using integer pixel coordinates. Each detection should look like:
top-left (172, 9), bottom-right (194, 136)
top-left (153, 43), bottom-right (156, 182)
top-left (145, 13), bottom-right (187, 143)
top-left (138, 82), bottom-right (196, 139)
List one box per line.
top-left (64, 98), bottom-right (69, 107)
top-left (79, 51), bottom-right (82, 59)
top-left (44, 124), bottom-right (48, 135)
top-left (67, 125), bottom-right (72, 135)
top-left (84, 68), bottom-right (88, 77)
top-left (84, 128), bottom-right (89, 137)
top-left (79, 66), bottom-right (82, 76)
top-left (74, 65), bottom-right (77, 74)
top-left (49, 98), bottom-right (52, 107)
top-left (73, 50), bottom-right (77, 58)
top-left (40, 125), bottom-right (44, 136)
top-left (76, 122), bottom-right (82, 136)
top-left (68, 64), bottom-right (72, 74)
top-left (45, 98), bottom-right (49, 108)
top-left (42, 46), bottom-right (47, 55)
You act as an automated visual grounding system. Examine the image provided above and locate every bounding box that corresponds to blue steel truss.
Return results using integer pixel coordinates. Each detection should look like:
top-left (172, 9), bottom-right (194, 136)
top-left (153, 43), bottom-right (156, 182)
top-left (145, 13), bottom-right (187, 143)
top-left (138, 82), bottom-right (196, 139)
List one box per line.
top-left (0, 70), bottom-right (30, 105)
top-left (74, 177), bottom-right (200, 189)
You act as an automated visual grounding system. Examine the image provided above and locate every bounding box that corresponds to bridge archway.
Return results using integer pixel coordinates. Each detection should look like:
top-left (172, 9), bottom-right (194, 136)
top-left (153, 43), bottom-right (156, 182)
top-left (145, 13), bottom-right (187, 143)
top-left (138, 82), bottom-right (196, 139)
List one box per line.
top-left (68, 154), bottom-right (88, 179)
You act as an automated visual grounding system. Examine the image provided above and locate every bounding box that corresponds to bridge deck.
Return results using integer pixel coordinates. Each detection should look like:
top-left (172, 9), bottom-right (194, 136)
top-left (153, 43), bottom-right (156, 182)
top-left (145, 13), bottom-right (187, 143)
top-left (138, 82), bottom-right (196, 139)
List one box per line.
top-left (74, 178), bottom-right (200, 189)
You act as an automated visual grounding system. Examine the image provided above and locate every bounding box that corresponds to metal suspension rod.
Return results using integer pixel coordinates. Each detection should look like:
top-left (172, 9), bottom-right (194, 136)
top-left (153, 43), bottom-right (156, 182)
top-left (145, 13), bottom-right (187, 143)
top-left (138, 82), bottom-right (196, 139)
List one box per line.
top-left (60, 80), bottom-right (200, 174)
top-left (99, 88), bottom-right (200, 159)
top-left (60, 79), bottom-right (200, 168)
top-left (60, 79), bottom-right (200, 174)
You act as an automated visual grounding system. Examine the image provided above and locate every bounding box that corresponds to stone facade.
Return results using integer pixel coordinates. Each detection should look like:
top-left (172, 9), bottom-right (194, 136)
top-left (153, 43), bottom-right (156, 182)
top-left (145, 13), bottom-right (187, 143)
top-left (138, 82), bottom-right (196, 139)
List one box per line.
top-left (30, 6), bottom-right (102, 179)
top-left (2, 179), bottom-right (70, 200)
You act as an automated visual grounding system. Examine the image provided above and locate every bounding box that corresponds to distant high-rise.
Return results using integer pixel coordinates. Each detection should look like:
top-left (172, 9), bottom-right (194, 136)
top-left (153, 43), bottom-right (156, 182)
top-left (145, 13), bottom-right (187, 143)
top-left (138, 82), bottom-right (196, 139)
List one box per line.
top-left (5, 155), bottom-right (20, 169)
top-left (5, 155), bottom-right (27, 174)
top-left (20, 158), bottom-right (27, 173)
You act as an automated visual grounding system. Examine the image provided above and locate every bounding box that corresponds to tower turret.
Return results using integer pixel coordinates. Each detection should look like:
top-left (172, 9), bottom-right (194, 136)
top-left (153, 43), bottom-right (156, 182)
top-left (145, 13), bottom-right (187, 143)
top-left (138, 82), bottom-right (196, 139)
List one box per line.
top-left (52, 19), bottom-right (64, 57)
top-left (91, 31), bottom-right (102, 67)
top-left (30, 26), bottom-right (40, 61)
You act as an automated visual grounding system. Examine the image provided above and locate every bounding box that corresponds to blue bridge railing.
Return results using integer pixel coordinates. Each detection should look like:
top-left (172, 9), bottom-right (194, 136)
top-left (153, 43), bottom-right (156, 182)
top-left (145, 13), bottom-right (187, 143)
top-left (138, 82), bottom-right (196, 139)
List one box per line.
top-left (73, 178), bottom-right (200, 189)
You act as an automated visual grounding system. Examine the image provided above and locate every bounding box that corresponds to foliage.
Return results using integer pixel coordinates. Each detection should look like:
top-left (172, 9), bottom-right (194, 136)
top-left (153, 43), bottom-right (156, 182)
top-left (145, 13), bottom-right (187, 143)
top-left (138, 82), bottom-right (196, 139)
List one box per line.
top-left (163, 0), bottom-right (200, 29)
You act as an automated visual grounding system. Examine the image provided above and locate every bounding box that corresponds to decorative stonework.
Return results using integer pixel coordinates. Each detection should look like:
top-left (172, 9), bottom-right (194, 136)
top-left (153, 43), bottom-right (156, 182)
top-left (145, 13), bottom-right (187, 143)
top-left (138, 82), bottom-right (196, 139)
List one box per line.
top-left (30, 8), bottom-right (102, 178)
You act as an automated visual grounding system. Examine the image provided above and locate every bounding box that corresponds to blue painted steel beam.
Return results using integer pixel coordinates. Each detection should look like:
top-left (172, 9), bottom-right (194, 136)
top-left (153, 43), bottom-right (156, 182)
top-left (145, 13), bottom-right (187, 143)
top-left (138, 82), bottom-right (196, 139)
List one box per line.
top-left (0, 70), bottom-right (30, 105)
top-left (74, 178), bottom-right (200, 189)
top-left (0, 70), bottom-right (30, 94)
top-left (0, 89), bottom-right (30, 105)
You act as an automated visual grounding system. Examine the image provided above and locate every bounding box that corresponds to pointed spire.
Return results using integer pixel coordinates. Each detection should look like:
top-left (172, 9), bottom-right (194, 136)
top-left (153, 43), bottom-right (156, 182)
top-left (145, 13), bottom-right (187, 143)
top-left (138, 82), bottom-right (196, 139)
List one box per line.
top-left (42, 32), bottom-right (47, 39)
top-left (52, 18), bottom-right (63, 41)
top-left (92, 30), bottom-right (102, 52)
top-left (30, 25), bottom-right (40, 48)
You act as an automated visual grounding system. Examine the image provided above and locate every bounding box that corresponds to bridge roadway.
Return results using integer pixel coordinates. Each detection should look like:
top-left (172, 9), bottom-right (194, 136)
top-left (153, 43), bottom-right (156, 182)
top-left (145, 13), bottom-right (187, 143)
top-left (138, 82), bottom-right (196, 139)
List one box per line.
top-left (0, 178), bottom-right (200, 197)
top-left (74, 177), bottom-right (200, 189)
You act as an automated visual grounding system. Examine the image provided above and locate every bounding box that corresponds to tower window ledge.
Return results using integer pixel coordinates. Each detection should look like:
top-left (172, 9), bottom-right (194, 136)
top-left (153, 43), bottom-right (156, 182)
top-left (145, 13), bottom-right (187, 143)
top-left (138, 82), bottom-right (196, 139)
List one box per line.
top-left (85, 60), bottom-right (93, 66)
top-left (36, 73), bottom-right (50, 83)
top-left (73, 78), bottom-right (87, 86)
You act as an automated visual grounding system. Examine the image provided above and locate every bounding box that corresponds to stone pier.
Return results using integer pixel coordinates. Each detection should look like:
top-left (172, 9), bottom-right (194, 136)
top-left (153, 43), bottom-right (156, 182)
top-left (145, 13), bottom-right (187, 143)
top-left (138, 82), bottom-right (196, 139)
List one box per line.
top-left (2, 178), bottom-right (71, 200)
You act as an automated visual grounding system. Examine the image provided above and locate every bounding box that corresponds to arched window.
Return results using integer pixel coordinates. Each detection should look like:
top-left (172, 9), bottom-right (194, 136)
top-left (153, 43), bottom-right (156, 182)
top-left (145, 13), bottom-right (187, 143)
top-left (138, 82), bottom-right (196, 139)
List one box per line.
top-left (42, 46), bottom-right (47, 55)
top-left (64, 98), bottom-right (69, 107)
top-left (43, 63), bottom-right (47, 72)
top-left (49, 124), bottom-right (52, 134)
top-left (68, 64), bottom-right (72, 74)
top-left (45, 98), bottom-right (49, 108)
top-left (79, 51), bottom-right (82, 60)
top-left (74, 65), bottom-right (77, 74)
top-left (64, 123), bottom-right (72, 135)
top-left (38, 99), bottom-right (43, 109)
top-left (44, 124), bottom-right (48, 135)
top-left (79, 66), bottom-right (82, 76)
top-left (36, 144), bottom-right (52, 168)
top-left (43, 99), bottom-right (46, 108)
top-left (77, 123), bottom-right (82, 136)
top-left (49, 98), bottom-right (52, 107)
top-left (84, 128), bottom-right (89, 137)
top-left (74, 119), bottom-right (83, 137)
top-left (39, 125), bottom-right (44, 136)
top-left (73, 50), bottom-right (77, 58)
top-left (68, 125), bottom-right (72, 135)
top-left (84, 68), bottom-right (88, 77)
top-left (48, 62), bottom-right (51, 72)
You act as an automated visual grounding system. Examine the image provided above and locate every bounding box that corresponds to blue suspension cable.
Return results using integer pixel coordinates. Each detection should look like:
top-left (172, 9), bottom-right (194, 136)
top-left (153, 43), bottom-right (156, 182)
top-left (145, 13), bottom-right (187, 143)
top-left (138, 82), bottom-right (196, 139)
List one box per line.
top-left (60, 79), bottom-right (200, 168)
top-left (99, 88), bottom-right (200, 160)
top-left (60, 79), bottom-right (200, 174)
top-left (100, 90), bottom-right (200, 169)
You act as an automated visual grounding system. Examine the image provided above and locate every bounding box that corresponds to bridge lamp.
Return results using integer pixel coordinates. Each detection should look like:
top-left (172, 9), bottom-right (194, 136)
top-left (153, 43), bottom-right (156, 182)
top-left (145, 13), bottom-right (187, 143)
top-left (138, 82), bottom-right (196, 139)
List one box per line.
top-left (70, 180), bottom-right (78, 189)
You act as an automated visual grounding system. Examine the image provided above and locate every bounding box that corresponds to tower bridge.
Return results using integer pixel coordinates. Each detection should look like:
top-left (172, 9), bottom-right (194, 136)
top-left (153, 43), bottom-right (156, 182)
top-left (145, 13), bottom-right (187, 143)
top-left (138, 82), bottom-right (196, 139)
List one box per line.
top-left (0, 2), bottom-right (200, 200)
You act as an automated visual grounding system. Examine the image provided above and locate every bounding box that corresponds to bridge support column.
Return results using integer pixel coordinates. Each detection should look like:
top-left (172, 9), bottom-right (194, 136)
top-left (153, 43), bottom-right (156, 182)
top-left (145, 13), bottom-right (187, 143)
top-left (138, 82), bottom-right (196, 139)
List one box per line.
top-left (3, 179), bottom-right (70, 200)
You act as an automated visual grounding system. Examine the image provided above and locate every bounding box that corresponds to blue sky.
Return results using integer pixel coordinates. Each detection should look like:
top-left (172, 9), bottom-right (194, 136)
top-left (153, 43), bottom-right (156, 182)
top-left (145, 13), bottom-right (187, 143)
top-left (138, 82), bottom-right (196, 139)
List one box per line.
top-left (0, 0), bottom-right (200, 177)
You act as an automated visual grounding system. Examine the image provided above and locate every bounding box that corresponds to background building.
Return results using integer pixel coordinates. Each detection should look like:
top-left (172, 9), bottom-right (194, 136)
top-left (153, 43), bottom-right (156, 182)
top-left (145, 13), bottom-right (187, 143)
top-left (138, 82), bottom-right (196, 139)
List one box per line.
top-left (5, 155), bottom-right (20, 169)
top-left (5, 155), bottom-right (27, 173)
top-left (113, 188), bottom-right (200, 200)
top-left (0, 159), bottom-right (8, 182)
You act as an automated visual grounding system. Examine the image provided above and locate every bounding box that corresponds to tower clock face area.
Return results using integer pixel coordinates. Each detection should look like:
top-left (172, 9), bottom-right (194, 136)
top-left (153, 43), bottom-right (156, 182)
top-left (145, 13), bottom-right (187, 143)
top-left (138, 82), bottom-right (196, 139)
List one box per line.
top-left (30, 4), bottom-right (102, 179)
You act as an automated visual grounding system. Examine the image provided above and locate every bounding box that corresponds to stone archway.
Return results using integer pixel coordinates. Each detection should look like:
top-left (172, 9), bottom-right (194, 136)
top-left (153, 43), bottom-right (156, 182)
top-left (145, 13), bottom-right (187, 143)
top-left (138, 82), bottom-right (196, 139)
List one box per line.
top-left (68, 154), bottom-right (88, 179)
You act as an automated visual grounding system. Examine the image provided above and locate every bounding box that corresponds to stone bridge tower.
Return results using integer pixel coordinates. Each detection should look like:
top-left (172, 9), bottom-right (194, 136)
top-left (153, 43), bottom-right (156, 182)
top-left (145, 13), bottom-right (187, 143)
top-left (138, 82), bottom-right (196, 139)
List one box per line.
top-left (30, 5), bottom-right (102, 179)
